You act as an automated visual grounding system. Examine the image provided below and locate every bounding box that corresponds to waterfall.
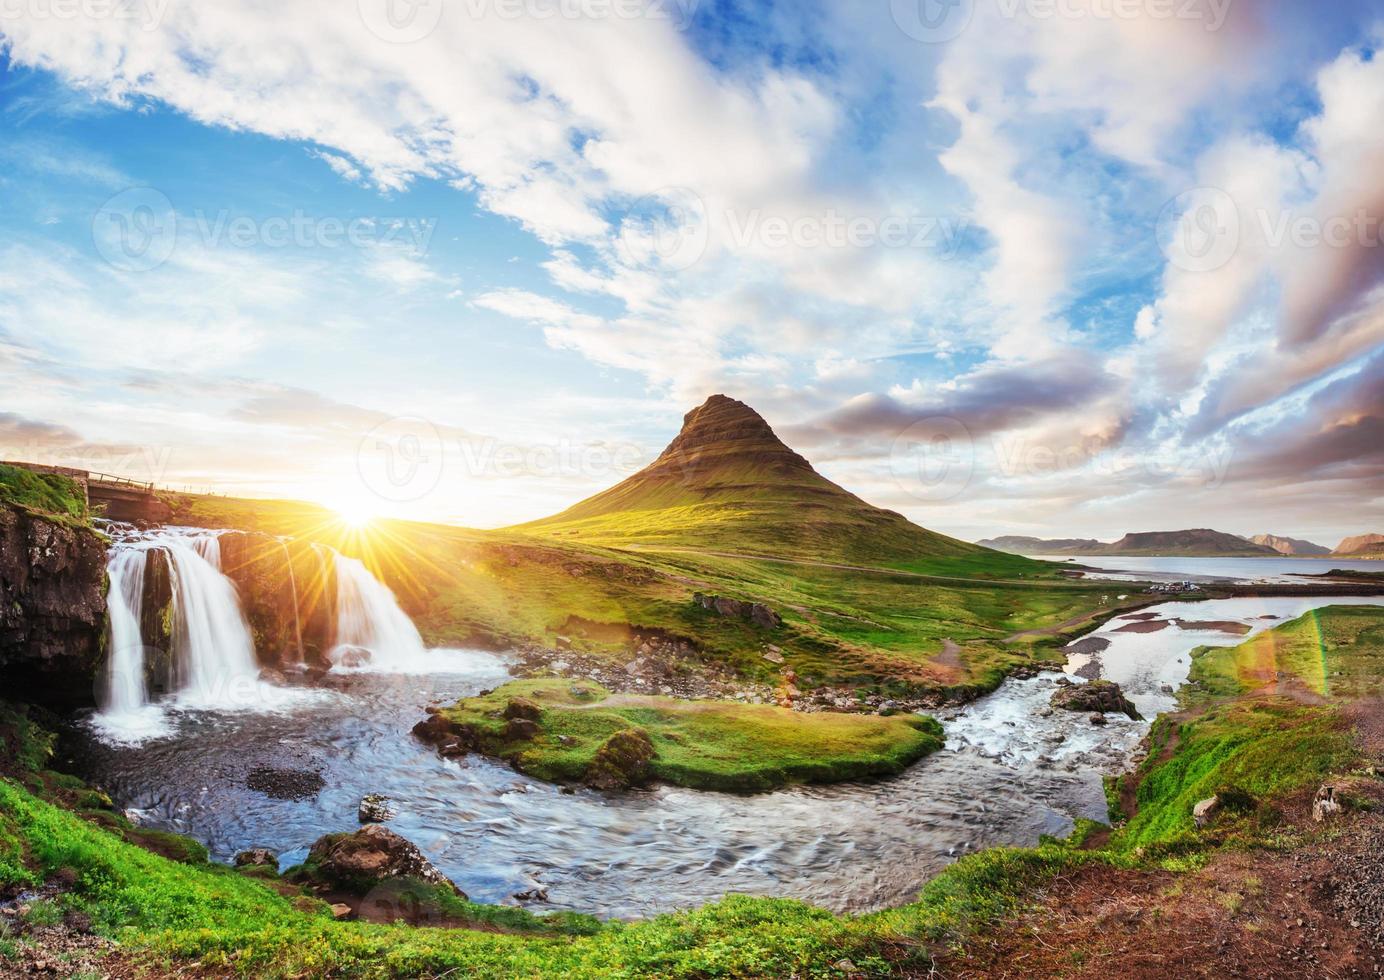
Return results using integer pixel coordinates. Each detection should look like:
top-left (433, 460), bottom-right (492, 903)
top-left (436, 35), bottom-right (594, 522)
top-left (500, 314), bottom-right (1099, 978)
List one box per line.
top-left (103, 548), bottom-right (149, 715)
top-left (278, 539), bottom-right (306, 665)
top-left (162, 535), bottom-right (261, 707)
top-left (330, 553), bottom-right (428, 670)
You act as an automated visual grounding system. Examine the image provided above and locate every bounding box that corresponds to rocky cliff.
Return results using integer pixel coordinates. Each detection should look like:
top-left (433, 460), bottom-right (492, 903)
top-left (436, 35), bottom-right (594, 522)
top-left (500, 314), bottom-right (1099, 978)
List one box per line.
top-left (218, 531), bottom-right (337, 667)
top-left (1335, 533), bottom-right (1384, 557)
top-left (0, 503), bottom-right (107, 707)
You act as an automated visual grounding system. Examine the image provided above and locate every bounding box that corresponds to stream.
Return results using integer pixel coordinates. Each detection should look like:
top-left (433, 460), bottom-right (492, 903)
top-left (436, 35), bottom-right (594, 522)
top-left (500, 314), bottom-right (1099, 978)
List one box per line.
top-left (65, 586), bottom-right (1384, 918)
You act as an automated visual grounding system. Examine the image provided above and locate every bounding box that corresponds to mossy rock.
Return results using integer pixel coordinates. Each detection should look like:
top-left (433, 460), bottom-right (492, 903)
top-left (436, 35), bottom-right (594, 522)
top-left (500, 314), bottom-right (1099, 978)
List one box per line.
top-left (584, 728), bottom-right (655, 790)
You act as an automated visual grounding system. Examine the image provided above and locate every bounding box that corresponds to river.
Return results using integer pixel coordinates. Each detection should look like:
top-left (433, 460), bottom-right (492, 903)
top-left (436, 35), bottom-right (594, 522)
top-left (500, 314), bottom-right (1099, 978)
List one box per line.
top-left (66, 587), bottom-right (1384, 918)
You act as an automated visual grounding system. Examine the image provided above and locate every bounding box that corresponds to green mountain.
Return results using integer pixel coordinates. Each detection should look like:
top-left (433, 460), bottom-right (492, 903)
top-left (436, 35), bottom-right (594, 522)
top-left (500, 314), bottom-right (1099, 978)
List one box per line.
top-left (518, 394), bottom-right (993, 566)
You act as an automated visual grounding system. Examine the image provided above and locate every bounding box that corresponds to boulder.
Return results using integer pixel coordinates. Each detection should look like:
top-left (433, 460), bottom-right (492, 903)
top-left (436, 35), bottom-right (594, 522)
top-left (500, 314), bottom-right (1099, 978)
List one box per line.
top-left (584, 728), bottom-right (655, 790)
top-left (750, 603), bottom-right (783, 629)
top-left (502, 697), bottom-right (542, 721)
top-left (1049, 679), bottom-right (1142, 720)
top-left (504, 717), bottom-right (541, 741)
top-left (358, 794), bottom-right (396, 824)
top-left (1192, 795), bottom-right (1220, 828)
top-left (1312, 785), bottom-right (1341, 823)
top-left (234, 848), bottom-right (279, 870)
top-left (304, 824), bottom-right (464, 897)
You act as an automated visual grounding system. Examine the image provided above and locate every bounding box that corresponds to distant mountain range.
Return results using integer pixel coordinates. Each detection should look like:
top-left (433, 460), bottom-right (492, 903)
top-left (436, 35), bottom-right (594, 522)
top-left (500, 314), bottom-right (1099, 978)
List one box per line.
top-left (1336, 533), bottom-right (1384, 558)
top-left (1249, 533), bottom-right (1331, 556)
top-left (980, 529), bottom-right (1299, 558)
top-left (978, 528), bottom-right (1383, 559)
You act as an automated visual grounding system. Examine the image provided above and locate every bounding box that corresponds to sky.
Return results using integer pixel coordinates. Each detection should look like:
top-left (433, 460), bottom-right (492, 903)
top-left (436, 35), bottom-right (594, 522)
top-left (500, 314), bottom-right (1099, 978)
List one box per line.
top-left (0, 0), bottom-right (1381, 549)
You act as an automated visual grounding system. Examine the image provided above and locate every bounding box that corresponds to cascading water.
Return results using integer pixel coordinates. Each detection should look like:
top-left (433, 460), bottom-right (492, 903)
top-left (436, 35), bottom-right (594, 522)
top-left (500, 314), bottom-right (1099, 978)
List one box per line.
top-left (278, 539), bottom-right (306, 665)
top-left (161, 535), bottom-right (261, 708)
top-left (103, 548), bottom-right (150, 715)
top-left (330, 553), bottom-right (429, 670)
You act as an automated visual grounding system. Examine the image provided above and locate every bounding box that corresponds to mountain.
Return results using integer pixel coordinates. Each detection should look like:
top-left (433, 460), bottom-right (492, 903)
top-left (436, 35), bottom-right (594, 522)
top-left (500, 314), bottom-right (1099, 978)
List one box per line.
top-left (975, 535), bottom-right (1102, 556)
top-left (1250, 533), bottom-right (1331, 556)
top-left (1335, 533), bottom-right (1384, 557)
top-left (976, 528), bottom-right (1280, 557)
top-left (518, 394), bottom-right (994, 565)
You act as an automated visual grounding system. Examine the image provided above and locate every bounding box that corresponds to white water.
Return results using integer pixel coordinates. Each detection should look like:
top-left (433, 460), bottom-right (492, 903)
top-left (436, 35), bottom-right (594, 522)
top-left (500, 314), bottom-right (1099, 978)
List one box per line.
top-left (103, 549), bottom-right (148, 714)
top-left (162, 535), bottom-right (261, 708)
top-left (329, 553), bottom-right (434, 672)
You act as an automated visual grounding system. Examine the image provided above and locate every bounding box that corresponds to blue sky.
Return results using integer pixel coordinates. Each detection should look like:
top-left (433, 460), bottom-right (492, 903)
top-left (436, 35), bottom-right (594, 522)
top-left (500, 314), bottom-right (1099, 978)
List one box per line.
top-left (0, 0), bottom-right (1381, 547)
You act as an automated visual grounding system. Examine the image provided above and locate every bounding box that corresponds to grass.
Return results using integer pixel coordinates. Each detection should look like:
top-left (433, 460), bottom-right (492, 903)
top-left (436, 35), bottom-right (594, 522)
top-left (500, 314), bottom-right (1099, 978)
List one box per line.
top-left (0, 463), bottom-right (89, 524)
top-left (3, 609), bottom-right (1382, 976)
top-left (155, 491), bottom-right (1130, 703)
top-left (434, 678), bottom-right (945, 792)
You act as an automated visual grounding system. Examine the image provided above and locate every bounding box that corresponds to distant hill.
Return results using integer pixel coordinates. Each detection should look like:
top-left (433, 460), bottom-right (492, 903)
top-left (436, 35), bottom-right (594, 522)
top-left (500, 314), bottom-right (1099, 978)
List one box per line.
top-left (517, 394), bottom-right (1003, 566)
top-left (974, 535), bottom-right (1102, 556)
top-left (1250, 533), bottom-right (1331, 556)
top-left (1335, 533), bottom-right (1384, 558)
top-left (977, 528), bottom-right (1280, 557)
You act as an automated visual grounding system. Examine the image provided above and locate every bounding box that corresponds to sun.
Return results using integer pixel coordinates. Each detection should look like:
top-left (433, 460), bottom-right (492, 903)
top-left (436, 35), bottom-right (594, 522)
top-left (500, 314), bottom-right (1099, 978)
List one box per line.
top-left (330, 498), bottom-right (380, 529)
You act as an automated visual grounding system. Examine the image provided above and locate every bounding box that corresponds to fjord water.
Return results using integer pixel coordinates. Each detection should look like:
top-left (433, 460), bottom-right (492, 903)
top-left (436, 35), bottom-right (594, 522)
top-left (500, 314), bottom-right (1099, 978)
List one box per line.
top-left (73, 562), bottom-right (1384, 916)
top-left (1048, 554), bottom-right (1383, 584)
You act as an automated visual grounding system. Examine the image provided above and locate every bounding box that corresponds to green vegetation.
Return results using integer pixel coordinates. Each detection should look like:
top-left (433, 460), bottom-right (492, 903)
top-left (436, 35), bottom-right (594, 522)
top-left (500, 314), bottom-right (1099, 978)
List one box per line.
top-left (0, 463), bottom-right (88, 524)
top-left (434, 678), bottom-right (945, 792)
top-left (3, 608), bottom-right (1382, 976)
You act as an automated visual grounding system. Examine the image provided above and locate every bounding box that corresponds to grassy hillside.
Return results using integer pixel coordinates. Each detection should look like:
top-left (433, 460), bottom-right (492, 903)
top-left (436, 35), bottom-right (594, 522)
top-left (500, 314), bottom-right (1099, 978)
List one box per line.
top-left (0, 463), bottom-right (89, 525)
top-left (159, 490), bottom-right (1124, 700)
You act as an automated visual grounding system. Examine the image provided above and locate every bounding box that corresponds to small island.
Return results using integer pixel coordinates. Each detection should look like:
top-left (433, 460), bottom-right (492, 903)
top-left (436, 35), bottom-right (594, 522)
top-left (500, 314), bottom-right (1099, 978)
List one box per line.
top-left (415, 678), bottom-right (944, 793)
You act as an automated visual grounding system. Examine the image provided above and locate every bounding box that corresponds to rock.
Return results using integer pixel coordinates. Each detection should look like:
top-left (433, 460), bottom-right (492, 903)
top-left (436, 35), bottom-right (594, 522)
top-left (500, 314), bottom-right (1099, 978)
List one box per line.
top-left (513, 888), bottom-right (549, 902)
top-left (358, 794), bottom-right (396, 823)
top-left (258, 667), bottom-right (287, 685)
top-left (1193, 795), bottom-right (1221, 828)
top-left (0, 502), bottom-right (107, 708)
top-left (304, 824), bottom-right (465, 897)
top-left (246, 766), bottom-right (325, 801)
top-left (234, 848), bottom-right (279, 870)
top-left (411, 713), bottom-right (455, 744)
top-left (1088, 712), bottom-right (1107, 726)
top-left (1050, 679), bottom-right (1142, 720)
top-left (330, 903), bottom-right (353, 920)
top-left (504, 717), bottom-right (541, 741)
top-left (762, 648), bottom-right (785, 664)
top-left (554, 635), bottom-right (572, 650)
top-left (750, 603), bottom-right (783, 629)
top-left (333, 645), bottom-right (372, 669)
top-left (584, 728), bottom-right (655, 790)
top-left (502, 697), bottom-right (542, 721)
top-left (1312, 785), bottom-right (1341, 823)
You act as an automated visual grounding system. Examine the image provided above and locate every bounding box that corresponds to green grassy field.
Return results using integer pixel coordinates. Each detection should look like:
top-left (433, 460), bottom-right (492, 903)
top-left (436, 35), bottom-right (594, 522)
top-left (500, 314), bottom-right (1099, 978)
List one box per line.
top-left (431, 678), bottom-right (944, 792)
